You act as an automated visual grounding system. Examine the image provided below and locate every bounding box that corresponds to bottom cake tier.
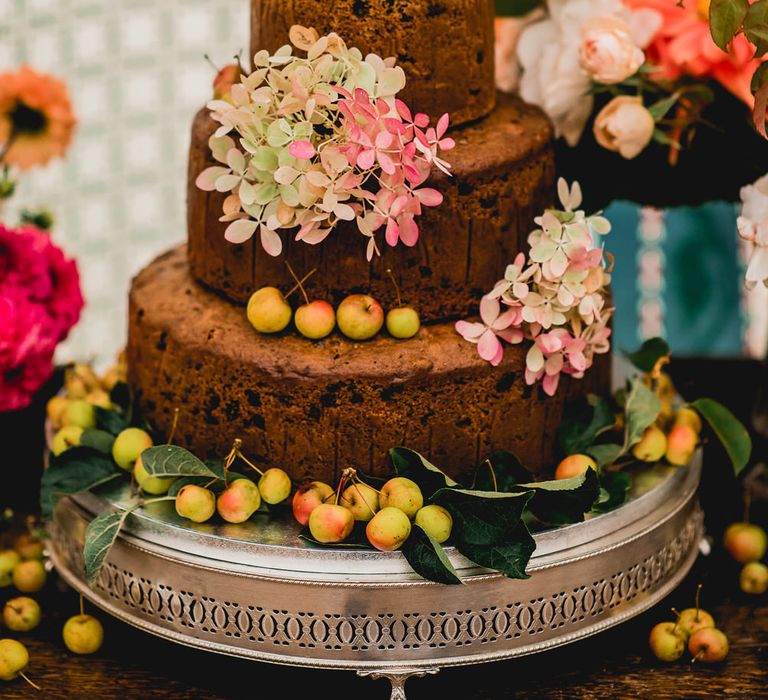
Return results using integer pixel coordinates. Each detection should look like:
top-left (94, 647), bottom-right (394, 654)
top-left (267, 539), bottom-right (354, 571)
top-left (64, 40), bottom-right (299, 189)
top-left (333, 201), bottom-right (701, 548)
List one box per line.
top-left (127, 247), bottom-right (611, 483)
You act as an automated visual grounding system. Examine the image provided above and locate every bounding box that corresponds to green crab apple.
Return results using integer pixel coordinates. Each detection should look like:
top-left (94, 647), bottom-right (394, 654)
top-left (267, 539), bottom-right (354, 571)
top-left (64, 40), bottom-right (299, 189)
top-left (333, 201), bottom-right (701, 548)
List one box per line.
top-left (675, 608), bottom-right (715, 639)
top-left (340, 482), bottom-right (380, 521)
top-left (62, 614), bottom-right (104, 655)
top-left (665, 423), bottom-right (697, 466)
top-left (648, 622), bottom-right (686, 662)
top-left (740, 561), bottom-right (768, 594)
top-left (688, 627), bottom-right (729, 663)
top-left (554, 454), bottom-right (596, 480)
top-left (85, 389), bottom-right (112, 409)
top-left (134, 456), bottom-right (175, 495)
top-left (112, 427), bottom-right (153, 470)
top-left (14, 534), bottom-right (44, 560)
top-left (62, 399), bottom-right (96, 429)
top-left (379, 477), bottom-right (424, 519)
top-left (336, 294), bottom-right (384, 340)
top-left (295, 300), bottom-right (336, 340)
top-left (258, 468), bottom-right (292, 505)
top-left (292, 481), bottom-right (334, 526)
top-left (415, 504), bottom-right (453, 543)
top-left (12, 560), bottom-right (46, 593)
top-left (724, 522), bottom-right (767, 564)
top-left (46, 395), bottom-right (69, 428)
top-left (51, 425), bottom-right (83, 456)
top-left (0, 638), bottom-right (30, 682)
top-left (631, 425), bottom-right (667, 462)
top-left (386, 307), bottom-right (420, 339)
top-left (366, 507), bottom-right (412, 551)
top-left (247, 287), bottom-right (292, 334)
top-left (217, 477), bottom-right (262, 523)
top-left (0, 550), bottom-right (20, 588)
top-left (175, 484), bottom-right (216, 523)
top-left (308, 503), bottom-right (354, 543)
top-left (2, 597), bottom-right (41, 632)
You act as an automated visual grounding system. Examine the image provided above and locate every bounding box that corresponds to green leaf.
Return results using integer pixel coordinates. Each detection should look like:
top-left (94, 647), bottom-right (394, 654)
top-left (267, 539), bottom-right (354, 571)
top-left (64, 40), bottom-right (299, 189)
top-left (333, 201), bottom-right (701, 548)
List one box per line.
top-left (517, 468), bottom-right (601, 525)
top-left (84, 508), bottom-right (133, 586)
top-left (592, 471), bottom-right (631, 514)
top-left (79, 428), bottom-right (116, 455)
top-left (710, 0), bottom-right (749, 50)
top-left (94, 406), bottom-right (129, 436)
top-left (587, 443), bottom-right (624, 468)
top-left (690, 398), bottom-right (752, 475)
top-left (108, 381), bottom-right (132, 413)
top-left (752, 60), bottom-right (768, 93)
top-left (647, 93), bottom-right (680, 121)
top-left (40, 448), bottom-right (121, 519)
top-left (401, 525), bottom-right (462, 585)
top-left (389, 447), bottom-right (459, 498)
top-left (472, 450), bottom-right (532, 492)
top-left (745, 0), bottom-right (768, 55)
top-left (623, 379), bottom-right (661, 450)
top-left (140, 445), bottom-right (219, 479)
top-left (557, 394), bottom-right (616, 456)
top-left (495, 0), bottom-right (542, 16)
top-left (623, 337), bottom-right (670, 373)
top-left (455, 521), bottom-right (535, 579)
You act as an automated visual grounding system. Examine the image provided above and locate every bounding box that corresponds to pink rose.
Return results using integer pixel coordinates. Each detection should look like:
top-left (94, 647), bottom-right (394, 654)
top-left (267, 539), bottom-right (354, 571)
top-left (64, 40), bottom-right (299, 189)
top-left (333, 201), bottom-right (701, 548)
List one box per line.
top-left (580, 17), bottom-right (645, 85)
top-left (593, 95), bottom-right (655, 159)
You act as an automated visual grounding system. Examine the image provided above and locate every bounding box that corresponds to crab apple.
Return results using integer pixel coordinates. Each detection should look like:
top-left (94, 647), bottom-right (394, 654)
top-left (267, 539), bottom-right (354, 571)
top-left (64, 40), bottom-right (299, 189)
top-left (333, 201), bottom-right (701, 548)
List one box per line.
top-left (673, 407), bottom-right (702, 433)
top-left (217, 478), bottom-right (262, 523)
top-left (366, 507), bottom-right (412, 551)
top-left (62, 400), bottom-right (96, 429)
top-left (14, 534), bottom-right (44, 560)
top-left (0, 551), bottom-right (21, 588)
top-left (656, 398), bottom-right (675, 429)
top-left (740, 561), bottom-right (768, 594)
top-left (337, 294), bottom-right (384, 340)
top-left (386, 307), bottom-right (420, 339)
top-left (258, 468), bottom-right (292, 505)
top-left (648, 622), bottom-right (686, 662)
top-left (2, 597), bottom-right (41, 632)
top-left (51, 425), bottom-right (83, 456)
top-left (295, 300), bottom-right (336, 340)
top-left (101, 367), bottom-right (123, 391)
top-left (292, 481), bottom-right (334, 526)
top-left (0, 638), bottom-right (29, 681)
top-left (12, 560), bottom-right (46, 593)
top-left (415, 505), bottom-right (453, 543)
top-left (175, 484), bottom-right (216, 523)
top-left (341, 482), bottom-right (380, 522)
top-left (65, 363), bottom-right (100, 398)
top-left (134, 456), bottom-right (175, 495)
top-left (247, 287), bottom-right (292, 334)
top-left (724, 522), bottom-right (767, 564)
top-left (62, 614), bottom-right (104, 655)
top-left (46, 395), bottom-right (69, 428)
top-left (675, 608), bottom-right (715, 639)
top-left (308, 503), bottom-right (354, 544)
top-left (688, 627), bottom-right (729, 663)
top-left (112, 427), bottom-right (153, 470)
top-left (555, 454), bottom-right (596, 480)
top-left (85, 389), bottom-right (112, 409)
top-left (631, 425), bottom-right (667, 462)
top-left (665, 424), bottom-right (697, 466)
top-left (379, 477), bottom-right (424, 519)
top-left (213, 63), bottom-right (239, 101)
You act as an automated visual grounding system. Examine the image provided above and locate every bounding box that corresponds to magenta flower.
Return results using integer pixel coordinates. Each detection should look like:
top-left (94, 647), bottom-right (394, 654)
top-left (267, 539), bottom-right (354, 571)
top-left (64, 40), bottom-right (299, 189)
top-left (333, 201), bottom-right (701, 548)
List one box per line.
top-left (455, 295), bottom-right (524, 366)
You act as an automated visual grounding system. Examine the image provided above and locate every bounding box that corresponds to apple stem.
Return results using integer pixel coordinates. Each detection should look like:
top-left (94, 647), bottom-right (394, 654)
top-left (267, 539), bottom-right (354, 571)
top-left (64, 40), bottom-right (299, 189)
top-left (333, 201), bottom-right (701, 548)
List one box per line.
top-left (386, 268), bottom-right (403, 307)
top-left (79, 593), bottom-right (84, 617)
top-left (139, 496), bottom-right (177, 507)
top-left (744, 490), bottom-right (752, 523)
top-left (236, 448), bottom-right (265, 477)
top-left (285, 261), bottom-right (310, 305)
top-left (284, 268), bottom-right (317, 300)
top-left (234, 50), bottom-right (245, 75)
top-left (335, 474), bottom-right (348, 506)
top-left (352, 481), bottom-right (378, 517)
top-left (691, 650), bottom-right (704, 664)
top-left (484, 459), bottom-right (499, 492)
top-left (203, 54), bottom-right (219, 71)
top-left (19, 671), bottom-right (41, 691)
top-left (166, 408), bottom-right (180, 445)
top-left (671, 607), bottom-right (681, 621)
top-left (694, 583), bottom-right (702, 621)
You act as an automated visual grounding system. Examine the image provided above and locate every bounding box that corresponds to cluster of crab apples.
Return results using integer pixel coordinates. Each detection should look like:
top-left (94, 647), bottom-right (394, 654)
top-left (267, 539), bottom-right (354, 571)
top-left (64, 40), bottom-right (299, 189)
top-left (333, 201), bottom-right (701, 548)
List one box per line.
top-left (293, 470), bottom-right (452, 551)
top-left (247, 266), bottom-right (420, 341)
top-left (725, 520), bottom-right (768, 595)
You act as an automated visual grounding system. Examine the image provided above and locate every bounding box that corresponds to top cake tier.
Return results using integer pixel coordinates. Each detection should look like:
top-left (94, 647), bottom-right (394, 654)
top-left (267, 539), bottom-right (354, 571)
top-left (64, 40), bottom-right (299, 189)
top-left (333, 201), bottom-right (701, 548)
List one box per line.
top-left (250, 0), bottom-right (496, 125)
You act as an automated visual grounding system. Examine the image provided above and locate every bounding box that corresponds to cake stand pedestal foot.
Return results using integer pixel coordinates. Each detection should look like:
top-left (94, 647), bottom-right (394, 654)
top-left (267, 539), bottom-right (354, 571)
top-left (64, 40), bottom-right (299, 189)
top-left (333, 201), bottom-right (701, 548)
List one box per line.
top-left (357, 667), bottom-right (440, 699)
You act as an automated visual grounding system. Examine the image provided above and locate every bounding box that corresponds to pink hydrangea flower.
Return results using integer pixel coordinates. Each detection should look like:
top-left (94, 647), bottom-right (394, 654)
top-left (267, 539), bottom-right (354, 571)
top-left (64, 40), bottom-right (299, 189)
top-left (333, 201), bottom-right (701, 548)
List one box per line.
top-left (455, 295), bottom-right (524, 366)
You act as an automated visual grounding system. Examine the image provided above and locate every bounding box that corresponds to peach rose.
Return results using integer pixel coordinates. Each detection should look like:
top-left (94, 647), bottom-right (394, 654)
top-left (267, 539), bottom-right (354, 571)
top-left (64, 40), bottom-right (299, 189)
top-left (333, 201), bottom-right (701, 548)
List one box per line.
top-left (593, 95), bottom-right (654, 159)
top-left (580, 17), bottom-right (645, 84)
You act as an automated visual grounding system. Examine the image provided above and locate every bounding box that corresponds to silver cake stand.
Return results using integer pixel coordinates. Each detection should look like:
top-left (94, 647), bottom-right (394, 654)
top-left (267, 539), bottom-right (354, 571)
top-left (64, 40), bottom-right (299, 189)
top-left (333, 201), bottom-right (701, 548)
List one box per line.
top-left (47, 455), bottom-right (704, 699)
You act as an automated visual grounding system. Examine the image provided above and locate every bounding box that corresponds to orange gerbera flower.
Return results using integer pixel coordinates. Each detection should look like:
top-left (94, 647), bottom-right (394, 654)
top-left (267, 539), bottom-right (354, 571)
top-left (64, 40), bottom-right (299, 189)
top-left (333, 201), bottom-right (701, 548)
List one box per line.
top-left (0, 66), bottom-right (76, 171)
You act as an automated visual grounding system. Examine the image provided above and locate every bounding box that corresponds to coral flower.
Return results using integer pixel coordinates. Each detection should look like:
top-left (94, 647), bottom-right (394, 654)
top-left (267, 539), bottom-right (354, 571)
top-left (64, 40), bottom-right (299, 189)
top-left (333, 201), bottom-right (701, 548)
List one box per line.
top-left (625, 0), bottom-right (762, 105)
top-left (0, 66), bottom-right (76, 171)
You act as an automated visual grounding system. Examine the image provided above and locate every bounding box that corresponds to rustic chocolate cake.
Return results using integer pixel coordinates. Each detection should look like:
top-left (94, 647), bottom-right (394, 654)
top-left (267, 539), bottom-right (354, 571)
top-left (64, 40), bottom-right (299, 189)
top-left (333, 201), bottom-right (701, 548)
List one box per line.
top-left (126, 0), bottom-right (612, 484)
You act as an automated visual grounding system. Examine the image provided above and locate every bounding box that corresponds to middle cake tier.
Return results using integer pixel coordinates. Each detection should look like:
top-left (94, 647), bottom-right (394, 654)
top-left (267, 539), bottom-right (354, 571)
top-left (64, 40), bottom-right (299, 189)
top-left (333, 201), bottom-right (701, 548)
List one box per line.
top-left (188, 92), bottom-right (554, 322)
top-left (128, 247), bottom-right (611, 485)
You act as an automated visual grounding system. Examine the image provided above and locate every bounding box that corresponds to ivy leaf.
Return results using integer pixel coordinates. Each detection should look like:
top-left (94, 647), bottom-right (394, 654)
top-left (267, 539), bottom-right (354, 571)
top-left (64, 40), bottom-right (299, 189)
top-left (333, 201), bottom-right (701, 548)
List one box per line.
top-left (557, 394), bottom-right (616, 456)
top-left (623, 337), bottom-right (670, 373)
top-left (472, 450), bottom-right (532, 492)
top-left (690, 398), bottom-right (752, 475)
top-left (140, 445), bottom-right (219, 478)
top-left (495, 0), bottom-right (543, 16)
top-left (745, 0), bottom-right (768, 55)
top-left (389, 447), bottom-right (459, 498)
top-left (94, 406), bottom-right (129, 436)
top-left (517, 468), bottom-right (601, 525)
top-left (454, 521), bottom-right (535, 579)
top-left (79, 428), bottom-right (116, 455)
top-left (710, 0), bottom-right (749, 50)
top-left (587, 443), bottom-right (624, 468)
top-left (623, 379), bottom-right (661, 451)
top-left (84, 508), bottom-right (133, 586)
top-left (592, 471), bottom-right (631, 514)
top-left (401, 525), bottom-right (462, 585)
top-left (41, 448), bottom-right (121, 519)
